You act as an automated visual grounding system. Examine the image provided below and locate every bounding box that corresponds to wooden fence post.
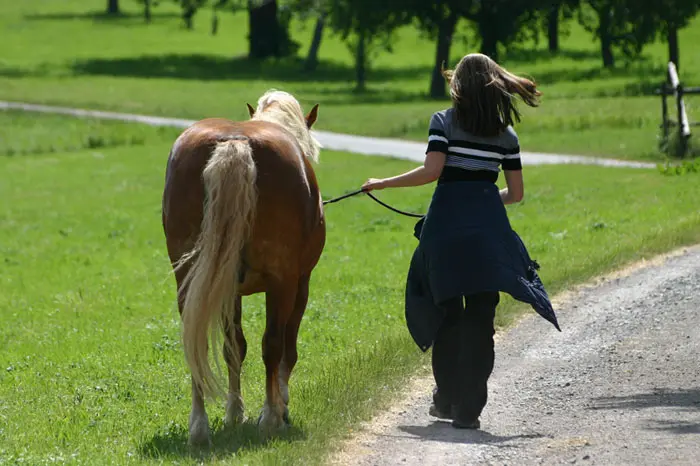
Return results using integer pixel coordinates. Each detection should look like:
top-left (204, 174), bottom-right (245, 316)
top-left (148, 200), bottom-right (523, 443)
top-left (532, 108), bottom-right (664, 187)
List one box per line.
top-left (676, 83), bottom-right (688, 156)
top-left (661, 82), bottom-right (669, 143)
top-left (669, 62), bottom-right (692, 157)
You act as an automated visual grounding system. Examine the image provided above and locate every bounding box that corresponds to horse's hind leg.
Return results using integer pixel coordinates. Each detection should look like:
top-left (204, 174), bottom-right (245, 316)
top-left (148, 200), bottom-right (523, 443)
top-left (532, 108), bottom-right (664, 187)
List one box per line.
top-left (278, 274), bottom-right (310, 421)
top-left (259, 280), bottom-right (298, 435)
top-left (224, 295), bottom-right (247, 425)
top-left (174, 265), bottom-right (211, 446)
top-left (188, 377), bottom-right (210, 446)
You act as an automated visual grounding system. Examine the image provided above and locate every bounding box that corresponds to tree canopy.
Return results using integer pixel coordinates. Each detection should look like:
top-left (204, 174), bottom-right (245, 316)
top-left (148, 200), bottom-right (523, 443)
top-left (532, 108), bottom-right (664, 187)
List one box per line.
top-left (113, 0), bottom-right (700, 91)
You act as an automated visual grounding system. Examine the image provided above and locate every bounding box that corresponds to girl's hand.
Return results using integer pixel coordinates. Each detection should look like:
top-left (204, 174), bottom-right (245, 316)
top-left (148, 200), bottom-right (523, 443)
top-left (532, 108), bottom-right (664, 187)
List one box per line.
top-left (362, 178), bottom-right (387, 192)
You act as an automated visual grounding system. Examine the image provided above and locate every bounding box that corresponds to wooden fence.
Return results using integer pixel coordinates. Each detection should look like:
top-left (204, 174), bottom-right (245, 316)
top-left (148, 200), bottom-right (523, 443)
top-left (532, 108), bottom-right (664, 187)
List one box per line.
top-left (657, 62), bottom-right (699, 156)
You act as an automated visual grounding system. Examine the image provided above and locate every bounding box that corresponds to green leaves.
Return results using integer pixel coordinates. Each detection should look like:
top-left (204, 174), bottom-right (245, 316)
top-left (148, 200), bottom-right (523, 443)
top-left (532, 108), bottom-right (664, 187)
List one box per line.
top-left (657, 158), bottom-right (700, 176)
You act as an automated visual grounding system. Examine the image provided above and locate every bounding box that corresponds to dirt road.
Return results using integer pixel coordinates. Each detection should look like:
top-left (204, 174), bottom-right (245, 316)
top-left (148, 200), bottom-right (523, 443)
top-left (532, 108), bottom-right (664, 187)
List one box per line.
top-left (332, 246), bottom-right (700, 466)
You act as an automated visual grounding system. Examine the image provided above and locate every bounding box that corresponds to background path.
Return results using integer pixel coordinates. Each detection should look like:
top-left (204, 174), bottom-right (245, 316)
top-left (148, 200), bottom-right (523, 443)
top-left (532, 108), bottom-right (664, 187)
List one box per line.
top-left (0, 101), bottom-right (656, 169)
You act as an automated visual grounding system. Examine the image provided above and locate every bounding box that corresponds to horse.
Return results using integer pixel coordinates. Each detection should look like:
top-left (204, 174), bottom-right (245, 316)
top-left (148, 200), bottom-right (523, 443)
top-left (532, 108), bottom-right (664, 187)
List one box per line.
top-left (161, 90), bottom-right (326, 445)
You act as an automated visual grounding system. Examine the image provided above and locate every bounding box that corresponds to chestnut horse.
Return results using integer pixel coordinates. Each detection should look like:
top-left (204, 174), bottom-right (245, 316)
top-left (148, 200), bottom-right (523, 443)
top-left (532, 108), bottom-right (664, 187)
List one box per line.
top-left (161, 90), bottom-right (325, 444)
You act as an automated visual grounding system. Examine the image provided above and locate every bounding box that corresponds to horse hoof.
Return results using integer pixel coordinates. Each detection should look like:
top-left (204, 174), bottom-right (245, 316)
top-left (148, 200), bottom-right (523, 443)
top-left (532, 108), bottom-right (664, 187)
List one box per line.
top-left (257, 406), bottom-right (286, 436)
top-left (188, 416), bottom-right (211, 447)
top-left (225, 412), bottom-right (247, 427)
top-left (225, 397), bottom-right (246, 426)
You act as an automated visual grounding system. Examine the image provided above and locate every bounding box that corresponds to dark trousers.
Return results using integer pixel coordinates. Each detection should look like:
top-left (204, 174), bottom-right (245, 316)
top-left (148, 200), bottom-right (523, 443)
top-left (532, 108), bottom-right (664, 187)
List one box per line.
top-left (432, 292), bottom-right (499, 422)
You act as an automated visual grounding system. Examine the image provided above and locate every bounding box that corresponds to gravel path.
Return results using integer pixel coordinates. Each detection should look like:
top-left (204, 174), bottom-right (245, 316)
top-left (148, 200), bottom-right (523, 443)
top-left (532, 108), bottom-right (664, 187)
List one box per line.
top-left (331, 246), bottom-right (700, 466)
top-left (0, 100), bottom-right (656, 169)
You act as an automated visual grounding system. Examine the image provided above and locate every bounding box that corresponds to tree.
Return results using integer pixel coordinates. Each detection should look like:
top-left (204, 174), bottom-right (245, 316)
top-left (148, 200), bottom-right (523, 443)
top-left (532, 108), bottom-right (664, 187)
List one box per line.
top-left (135, 0), bottom-right (155, 22)
top-left (578, 0), bottom-right (656, 68)
top-left (289, 0), bottom-right (328, 71)
top-left (211, 0), bottom-right (298, 58)
top-left (206, 0), bottom-right (231, 35)
top-left (172, 0), bottom-right (208, 29)
top-left (547, 3), bottom-right (559, 52)
top-left (469, 0), bottom-right (542, 62)
top-left (107, 0), bottom-right (120, 15)
top-left (640, 0), bottom-right (700, 71)
top-left (402, 0), bottom-right (551, 98)
top-left (430, 7), bottom-right (460, 98)
top-left (247, 0), bottom-right (282, 57)
top-left (404, 0), bottom-right (470, 99)
top-left (402, 0), bottom-right (536, 97)
top-left (304, 12), bottom-right (327, 71)
top-left (545, 0), bottom-right (580, 53)
top-left (325, 0), bottom-right (410, 91)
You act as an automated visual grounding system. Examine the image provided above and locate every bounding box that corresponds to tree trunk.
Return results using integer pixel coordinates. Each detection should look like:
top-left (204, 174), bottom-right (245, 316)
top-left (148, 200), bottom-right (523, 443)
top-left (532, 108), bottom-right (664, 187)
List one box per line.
top-left (476, 3), bottom-right (499, 62)
top-left (211, 12), bottom-right (219, 36)
top-left (599, 4), bottom-right (614, 67)
top-left (144, 0), bottom-right (152, 23)
top-left (248, 0), bottom-right (280, 59)
top-left (668, 24), bottom-right (679, 71)
top-left (106, 0), bottom-right (119, 15)
top-left (547, 4), bottom-right (560, 53)
top-left (355, 29), bottom-right (367, 91)
top-left (430, 10), bottom-right (459, 99)
top-left (476, 4), bottom-right (499, 62)
top-left (304, 12), bottom-right (326, 71)
top-left (479, 27), bottom-right (499, 62)
top-left (183, 6), bottom-right (196, 29)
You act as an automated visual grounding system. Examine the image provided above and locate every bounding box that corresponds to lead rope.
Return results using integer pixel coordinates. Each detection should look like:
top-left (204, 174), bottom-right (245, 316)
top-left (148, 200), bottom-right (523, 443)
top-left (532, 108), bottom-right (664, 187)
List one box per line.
top-left (322, 189), bottom-right (425, 219)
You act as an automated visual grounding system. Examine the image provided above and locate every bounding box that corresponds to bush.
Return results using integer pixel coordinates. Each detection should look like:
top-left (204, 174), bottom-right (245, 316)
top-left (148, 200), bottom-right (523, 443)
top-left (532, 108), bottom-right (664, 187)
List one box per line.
top-left (658, 129), bottom-right (700, 159)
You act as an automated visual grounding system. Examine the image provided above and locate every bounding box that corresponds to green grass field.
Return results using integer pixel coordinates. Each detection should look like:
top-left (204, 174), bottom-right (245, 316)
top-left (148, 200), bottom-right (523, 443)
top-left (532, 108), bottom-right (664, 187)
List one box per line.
top-left (1, 0), bottom-right (699, 160)
top-left (0, 109), bottom-right (182, 156)
top-left (1, 112), bottom-right (700, 465)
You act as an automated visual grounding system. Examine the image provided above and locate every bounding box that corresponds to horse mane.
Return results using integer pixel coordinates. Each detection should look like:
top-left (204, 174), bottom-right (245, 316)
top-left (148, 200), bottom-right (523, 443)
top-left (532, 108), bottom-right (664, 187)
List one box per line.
top-left (251, 89), bottom-right (322, 163)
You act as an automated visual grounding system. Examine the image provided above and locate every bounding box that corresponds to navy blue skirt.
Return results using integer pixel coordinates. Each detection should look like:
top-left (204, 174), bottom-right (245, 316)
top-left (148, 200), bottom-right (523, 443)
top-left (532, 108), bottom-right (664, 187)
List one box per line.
top-left (405, 181), bottom-right (560, 352)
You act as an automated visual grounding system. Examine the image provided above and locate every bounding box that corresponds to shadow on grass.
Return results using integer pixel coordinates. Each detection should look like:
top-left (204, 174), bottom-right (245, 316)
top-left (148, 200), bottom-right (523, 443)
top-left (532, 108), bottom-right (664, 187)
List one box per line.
top-left (67, 54), bottom-right (429, 83)
top-left (306, 86), bottom-right (433, 105)
top-left (0, 53), bottom-right (434, 104)
top-left (138, 418), bottom-right (306, 460)
top-left (499, 48), bottom-right (667, 97)
top-left (23, 10), bottom-right (180, 23)
top-left (618, 80), bottom-right (666, 97)
top-left (534, 61), bottom-right (665, 86)
top-left (503, 47), bottom-right (601, 64)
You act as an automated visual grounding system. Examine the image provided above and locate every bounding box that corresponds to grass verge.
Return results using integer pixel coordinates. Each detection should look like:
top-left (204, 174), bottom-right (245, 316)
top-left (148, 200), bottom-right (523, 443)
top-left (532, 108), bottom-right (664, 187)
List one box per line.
top-left (1, 116), bottom-right (700, 464)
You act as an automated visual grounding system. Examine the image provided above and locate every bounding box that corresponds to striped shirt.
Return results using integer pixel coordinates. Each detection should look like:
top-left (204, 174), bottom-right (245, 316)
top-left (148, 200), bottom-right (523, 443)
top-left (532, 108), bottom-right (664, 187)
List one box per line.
top-left (426, 108), bottom-right (522, 183)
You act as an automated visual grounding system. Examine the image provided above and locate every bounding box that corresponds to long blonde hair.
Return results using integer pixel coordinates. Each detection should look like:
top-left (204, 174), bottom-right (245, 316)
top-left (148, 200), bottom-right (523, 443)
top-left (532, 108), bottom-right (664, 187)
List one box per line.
top-left (442, 53), bottom-right (542, 137)
top-left (251, 89), bottom-right (322, 163)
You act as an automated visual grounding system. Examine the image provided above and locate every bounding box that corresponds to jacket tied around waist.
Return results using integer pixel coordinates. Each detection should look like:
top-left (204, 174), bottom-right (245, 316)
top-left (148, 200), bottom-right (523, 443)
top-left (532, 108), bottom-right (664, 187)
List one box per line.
top-left (405, 181), bottom-right (561, 352)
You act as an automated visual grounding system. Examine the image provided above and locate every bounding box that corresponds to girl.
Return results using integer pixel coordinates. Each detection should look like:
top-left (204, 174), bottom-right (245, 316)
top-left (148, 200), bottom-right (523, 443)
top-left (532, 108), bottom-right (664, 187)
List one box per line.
top-left (362, 53), bottom-right (560, 429)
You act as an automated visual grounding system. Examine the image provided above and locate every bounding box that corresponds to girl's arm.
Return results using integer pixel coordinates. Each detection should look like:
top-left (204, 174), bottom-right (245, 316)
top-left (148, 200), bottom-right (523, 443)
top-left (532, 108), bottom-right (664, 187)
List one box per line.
top-left (500, 169), bottom-right (524, 205)
top-left (362, 152), bottom-right (446, 191)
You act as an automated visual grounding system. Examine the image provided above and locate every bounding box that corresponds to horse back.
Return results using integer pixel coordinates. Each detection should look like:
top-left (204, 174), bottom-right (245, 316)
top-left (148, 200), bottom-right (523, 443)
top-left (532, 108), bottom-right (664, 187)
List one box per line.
top-left (163, 117), bottom-right (325, 292)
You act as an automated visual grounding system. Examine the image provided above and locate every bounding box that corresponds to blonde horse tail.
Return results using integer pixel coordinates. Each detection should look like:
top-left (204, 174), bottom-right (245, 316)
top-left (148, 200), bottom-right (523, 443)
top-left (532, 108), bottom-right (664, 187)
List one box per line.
top-left (176, 138), bottom-right (257, 399)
